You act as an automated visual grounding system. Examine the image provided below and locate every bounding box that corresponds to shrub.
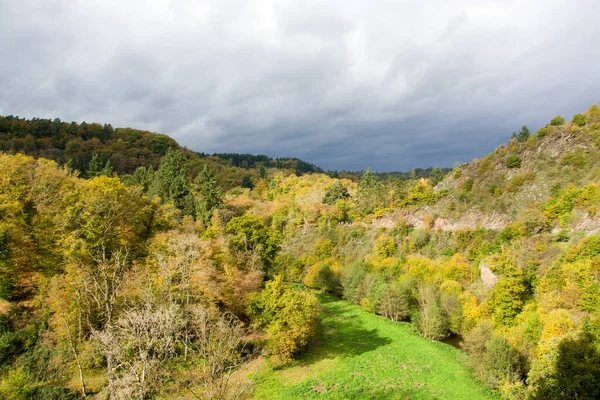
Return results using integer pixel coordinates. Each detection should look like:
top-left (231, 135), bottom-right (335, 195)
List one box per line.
top-left (550, 115), bottom-right (565, 126)
top-left (248, 276), bottom-right (320, 365)
top-left (340, 261), bottom-right (370, 304)
top-left (505, 156), bottom-right (521, 169)
top-left (0, 367), bottom-right (35, 400)
top-left (497, 223), bottom-right (526, 243)
top-left (409, 229), bottom-right (431, 250)
top-left (464, 178), bottom-right (474, 192)
top-left (304, 262), bottom-right (338, 293)
top-left (375, 237), bottom-right (397, 257)
top-left (560, 152), bottom-right (587, 168)
top-left (488, 184), bottom-right (502, 196)
top-left (536, 127), bottom-right (548, 138)
top-left (555, 229), bottom-right (570, 242)
top-left (506, 172), bottom-right (534, 192)
top-left (572, 113), bottom-right (586, 126)
top-left (519, 208), bottom-right (550, 235)
top-left (586, 104), bottom-right (600, 122)
top-left (483, 335), bottom-right (522, 388)
top-left (313, 238), bottom-right (333, 259)
top-left (378, 280), bottom-right (413, 321)
top-left (464, 320), bottom-right (494, 377)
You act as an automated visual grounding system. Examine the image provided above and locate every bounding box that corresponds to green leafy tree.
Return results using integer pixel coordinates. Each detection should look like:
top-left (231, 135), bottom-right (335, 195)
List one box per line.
top-left (247, 275), bottom-right (320, 365)
top-left (483, 335), bottom-right (522, 388)
top-left (226, 214), bottom-right (281, 269)
top-left (259, 165), bottom-right (267, 179)
top-left (530, 333), bottom-right (600, 399)
top-left (194, 165), bottom-right (224, 225)
top-left (340, 261), bottom-right (370, 304)
top-left (490, 277), bottom-right (527, 325)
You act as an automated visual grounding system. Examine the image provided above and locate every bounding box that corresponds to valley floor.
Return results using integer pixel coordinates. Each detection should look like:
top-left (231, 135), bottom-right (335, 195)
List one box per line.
top-left (250, 294), bottom-right (498, 399)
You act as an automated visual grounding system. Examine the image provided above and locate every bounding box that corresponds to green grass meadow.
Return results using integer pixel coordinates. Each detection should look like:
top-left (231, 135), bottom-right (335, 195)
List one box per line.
top-left (251, 294), bottom-right (498, 399)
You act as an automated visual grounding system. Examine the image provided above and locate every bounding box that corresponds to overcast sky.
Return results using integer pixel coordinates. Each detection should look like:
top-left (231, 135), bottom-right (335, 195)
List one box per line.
top-left (1, 0), bottom-right (599, 171)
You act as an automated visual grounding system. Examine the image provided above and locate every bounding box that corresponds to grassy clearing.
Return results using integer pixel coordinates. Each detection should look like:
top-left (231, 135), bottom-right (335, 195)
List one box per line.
top-left (251, 294), bottom-right (498, 399)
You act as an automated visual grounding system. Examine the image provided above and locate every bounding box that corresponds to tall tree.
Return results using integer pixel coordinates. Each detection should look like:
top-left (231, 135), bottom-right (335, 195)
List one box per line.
top-left (86, 154), bottom-right (113, 178)
top-left (148, 148), bottom-right (195, 216)
top-left (195, 165), bottom-right (224, 225)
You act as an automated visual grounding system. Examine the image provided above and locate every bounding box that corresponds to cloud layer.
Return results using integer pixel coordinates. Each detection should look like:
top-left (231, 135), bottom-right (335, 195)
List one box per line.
top-left (1, 0), bottom-right (599, 171)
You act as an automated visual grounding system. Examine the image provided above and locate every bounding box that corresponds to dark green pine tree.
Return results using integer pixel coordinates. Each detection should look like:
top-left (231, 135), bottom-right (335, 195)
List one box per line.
top-left (195, 165), bottom-right (224, 225)
top-left (86, 154), bottom-right (113, 178)
top-left (322, 181), bottom-right (350, 205)
top-left (148, 148), bottom-right (195, 216)
top-left (511, 125), bottom-right (530, 142)
top-left (242, 175), bottom-right (254, 189)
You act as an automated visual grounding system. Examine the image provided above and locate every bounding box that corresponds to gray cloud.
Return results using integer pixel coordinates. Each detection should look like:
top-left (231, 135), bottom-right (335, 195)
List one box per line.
top-left (1, 0), bottom-right (599, 171)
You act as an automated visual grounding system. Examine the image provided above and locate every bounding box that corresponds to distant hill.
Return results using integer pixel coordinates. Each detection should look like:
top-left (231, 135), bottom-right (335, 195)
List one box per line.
top-left (0, 115), bottom-right (447, 187)
top-left (0, 115), bottom-right (325, 189)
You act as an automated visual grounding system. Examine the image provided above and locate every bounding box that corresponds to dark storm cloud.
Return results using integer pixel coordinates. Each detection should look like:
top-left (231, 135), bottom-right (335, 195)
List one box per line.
top-left (1, 0), bottom-right (599, 171)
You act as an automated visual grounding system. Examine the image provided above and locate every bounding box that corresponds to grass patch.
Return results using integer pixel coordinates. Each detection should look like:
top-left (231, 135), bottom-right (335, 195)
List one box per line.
top-left (251, 293), bottom-right (498, 399)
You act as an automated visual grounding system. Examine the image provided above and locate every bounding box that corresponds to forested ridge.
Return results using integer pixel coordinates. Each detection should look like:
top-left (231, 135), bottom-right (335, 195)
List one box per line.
top-left (1, 105), bottom-right (600, 399)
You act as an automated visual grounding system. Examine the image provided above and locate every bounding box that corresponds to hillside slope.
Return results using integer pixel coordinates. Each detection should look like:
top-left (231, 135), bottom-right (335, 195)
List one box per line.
top-left (391, 104), bottom-right (600, 233)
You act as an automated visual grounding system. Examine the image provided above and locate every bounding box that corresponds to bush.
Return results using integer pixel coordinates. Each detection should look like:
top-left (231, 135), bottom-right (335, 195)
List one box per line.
top-left (572, 113), bottom-right (586, 126)
top-left (248, 276), bottom-right (320, 365)
top-left (304, 262), bottom-right (338, 293)
top-left (31, 386), bottom-right (78, 400)
top-left (0, 367), bottom-right (35, 400)
top-left (536, 127), bottom-right (548, 138)
top-left (555, 229), bottom-right (569, 242)
top-left (550, 115), bottom-right (565, 126)
top-left (464, 320), bottom-right (494, 377)
top-left (378, 280), bottom-right (413, 321)
top-left (497, 223), bottom-right (526, 243)
top-left (340, 261), bottom-right (370, 304)
top-left (586, 104), bottom-right (600, 122)
top-left (483, 336), bottom-right (522, 388)
top-left (505, 156), bottom-right (521, 169)
top-left (410, 229), bottom-right (431, 250)
top-left (506, 173), bottom-right (534, 192)
top-left (464, 178), bottom-right (474, 192)
top-left (560, 152), bottom-right (587, 168)
top-left (375, 237), bottom-right (397, 257)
